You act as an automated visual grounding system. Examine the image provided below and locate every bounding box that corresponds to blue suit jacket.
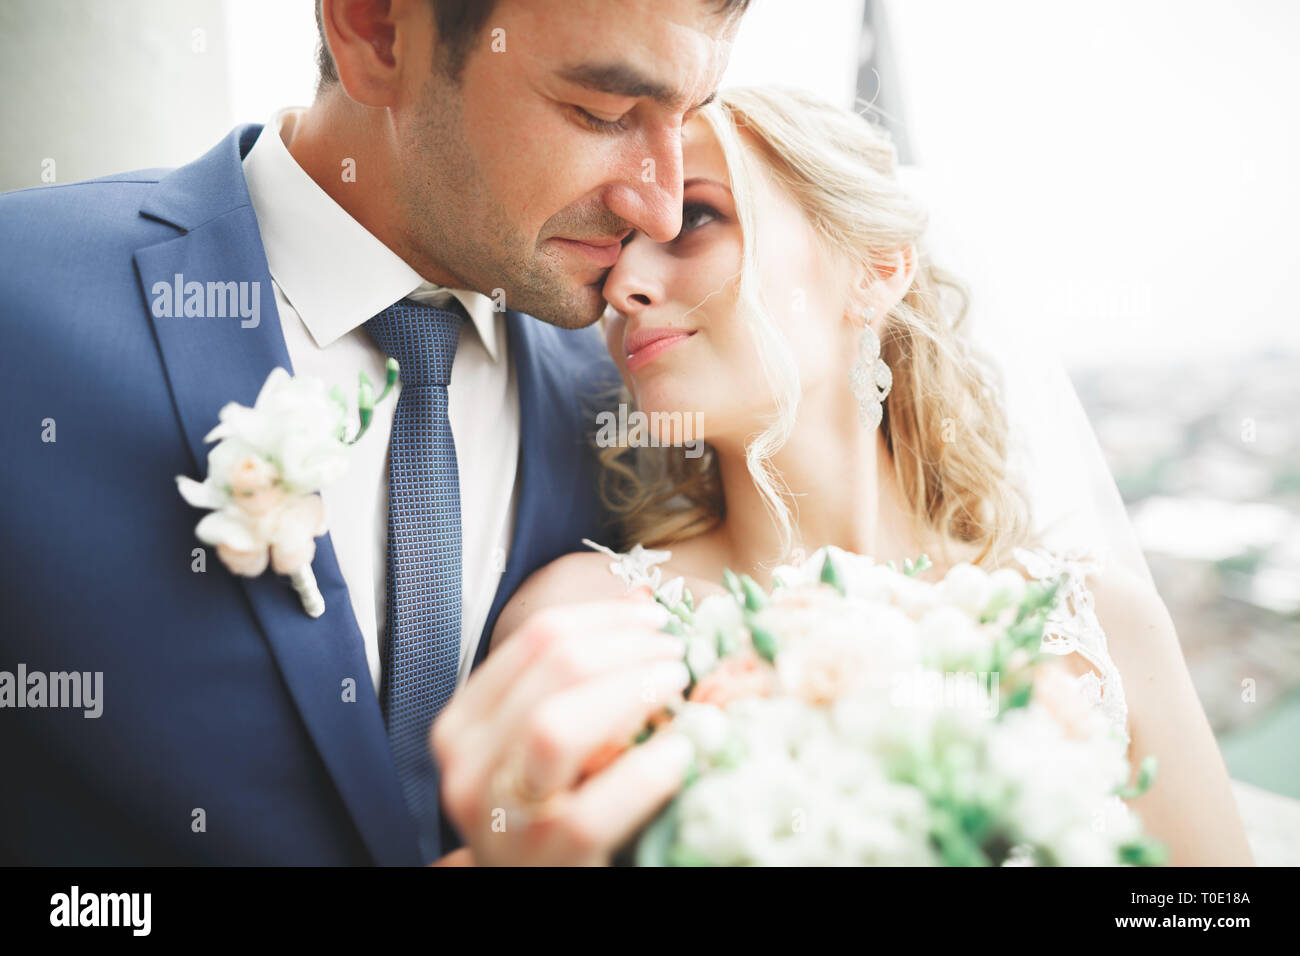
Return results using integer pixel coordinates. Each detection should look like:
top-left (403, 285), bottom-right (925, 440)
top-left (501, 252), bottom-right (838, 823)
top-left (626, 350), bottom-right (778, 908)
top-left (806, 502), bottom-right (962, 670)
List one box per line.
top-left (0, 125), bottom-right (620, 864)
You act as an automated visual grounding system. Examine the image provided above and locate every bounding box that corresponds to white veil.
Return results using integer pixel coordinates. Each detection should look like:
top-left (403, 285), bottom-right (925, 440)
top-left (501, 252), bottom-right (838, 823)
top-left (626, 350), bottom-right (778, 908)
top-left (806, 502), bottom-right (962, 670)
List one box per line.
top-left (895, 166), bottom-right (1155, 589)
top-left (976, 320), bottom-right (1156, 590)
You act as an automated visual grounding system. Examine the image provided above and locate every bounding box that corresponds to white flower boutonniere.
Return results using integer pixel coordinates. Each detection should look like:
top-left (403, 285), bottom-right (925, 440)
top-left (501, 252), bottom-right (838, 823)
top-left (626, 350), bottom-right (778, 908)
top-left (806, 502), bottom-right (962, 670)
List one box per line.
top-left (176, 361), bottom-right (399, 618)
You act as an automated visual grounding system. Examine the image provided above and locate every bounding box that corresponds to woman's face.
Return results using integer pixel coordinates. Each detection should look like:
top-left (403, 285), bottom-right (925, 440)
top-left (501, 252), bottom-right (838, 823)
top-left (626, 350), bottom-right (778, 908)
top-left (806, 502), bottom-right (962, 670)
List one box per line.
top-left (601, 113), bottom-right (857, 451)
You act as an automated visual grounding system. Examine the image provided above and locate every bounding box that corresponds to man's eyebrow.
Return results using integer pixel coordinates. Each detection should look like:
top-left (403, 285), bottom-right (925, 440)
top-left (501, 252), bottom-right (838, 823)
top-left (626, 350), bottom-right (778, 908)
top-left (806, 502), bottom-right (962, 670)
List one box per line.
top-left (558, 62), bottom-right (716, 115)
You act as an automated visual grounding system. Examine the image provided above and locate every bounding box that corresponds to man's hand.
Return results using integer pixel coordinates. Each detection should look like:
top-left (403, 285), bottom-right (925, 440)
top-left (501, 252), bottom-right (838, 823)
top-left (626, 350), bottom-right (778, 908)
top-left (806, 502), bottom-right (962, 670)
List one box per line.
top-left (431, 592), bottom-right (693, 865)
top-left (430, 847), bottom-right (475, 866)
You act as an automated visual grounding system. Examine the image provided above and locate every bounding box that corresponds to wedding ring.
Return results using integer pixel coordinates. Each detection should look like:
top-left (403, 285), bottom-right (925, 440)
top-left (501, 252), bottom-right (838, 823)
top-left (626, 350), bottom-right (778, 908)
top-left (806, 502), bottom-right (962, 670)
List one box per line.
top-left (490, 747), bottom-right (559, 830)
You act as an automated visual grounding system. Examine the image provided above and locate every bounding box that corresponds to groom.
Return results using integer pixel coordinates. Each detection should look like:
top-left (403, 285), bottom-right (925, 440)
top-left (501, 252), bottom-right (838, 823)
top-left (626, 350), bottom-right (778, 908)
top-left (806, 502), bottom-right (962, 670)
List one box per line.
top-left (0, 0), bottom-right (742, 865)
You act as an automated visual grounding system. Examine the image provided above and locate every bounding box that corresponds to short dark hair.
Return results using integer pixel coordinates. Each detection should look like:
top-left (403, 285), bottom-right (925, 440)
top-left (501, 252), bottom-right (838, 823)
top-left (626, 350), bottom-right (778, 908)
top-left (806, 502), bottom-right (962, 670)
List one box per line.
top-left (314, 0), bottom-right (751, 87)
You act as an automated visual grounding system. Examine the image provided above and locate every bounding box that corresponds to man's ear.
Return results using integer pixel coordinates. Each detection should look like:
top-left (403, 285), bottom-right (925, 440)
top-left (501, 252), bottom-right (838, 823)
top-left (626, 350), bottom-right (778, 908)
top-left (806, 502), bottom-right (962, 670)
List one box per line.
top-left (320, 0), bottom-right (429, 107)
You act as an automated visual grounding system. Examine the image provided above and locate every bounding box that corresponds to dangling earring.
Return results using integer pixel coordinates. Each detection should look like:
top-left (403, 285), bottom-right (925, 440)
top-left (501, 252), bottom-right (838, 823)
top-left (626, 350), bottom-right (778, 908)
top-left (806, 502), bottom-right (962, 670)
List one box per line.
top-left (849, 306), bottom-right (892, 430)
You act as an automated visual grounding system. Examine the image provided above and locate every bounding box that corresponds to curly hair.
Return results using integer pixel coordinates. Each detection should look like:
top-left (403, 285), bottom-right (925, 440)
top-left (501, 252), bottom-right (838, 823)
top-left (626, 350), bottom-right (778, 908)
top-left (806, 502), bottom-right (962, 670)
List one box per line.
top-left (595, 85), bottom-right (1040, 571)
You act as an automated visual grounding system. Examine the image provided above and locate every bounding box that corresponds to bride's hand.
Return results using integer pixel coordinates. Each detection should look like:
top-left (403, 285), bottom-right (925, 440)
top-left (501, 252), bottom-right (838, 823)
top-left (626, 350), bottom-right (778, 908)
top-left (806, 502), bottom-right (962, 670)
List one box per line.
top-left (431, 592), bottom-right (694, 865)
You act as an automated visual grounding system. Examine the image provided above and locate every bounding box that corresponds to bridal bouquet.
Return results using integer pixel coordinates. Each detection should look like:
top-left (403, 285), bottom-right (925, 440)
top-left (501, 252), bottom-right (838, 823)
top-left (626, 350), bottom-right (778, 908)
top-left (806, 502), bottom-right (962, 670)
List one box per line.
top-left (631, 547), bottom-right (1165, 867)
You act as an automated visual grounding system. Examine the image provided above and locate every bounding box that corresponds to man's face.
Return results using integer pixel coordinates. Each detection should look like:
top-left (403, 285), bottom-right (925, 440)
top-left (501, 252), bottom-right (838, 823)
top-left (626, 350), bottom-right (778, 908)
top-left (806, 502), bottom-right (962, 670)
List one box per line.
top-left (396, 0), bottom-right (738, 328)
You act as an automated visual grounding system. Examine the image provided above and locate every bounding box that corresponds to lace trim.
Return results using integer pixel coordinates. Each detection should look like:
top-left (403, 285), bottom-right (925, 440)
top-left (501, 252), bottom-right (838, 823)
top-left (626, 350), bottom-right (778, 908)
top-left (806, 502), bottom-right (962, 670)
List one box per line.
top-left (1012, 545), bottom-right (1130, 745)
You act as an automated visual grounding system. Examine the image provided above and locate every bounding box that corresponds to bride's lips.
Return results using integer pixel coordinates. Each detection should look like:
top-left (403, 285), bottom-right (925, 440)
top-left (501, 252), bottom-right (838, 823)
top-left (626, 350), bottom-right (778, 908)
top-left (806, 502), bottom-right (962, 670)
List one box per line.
top-left (624, 326), bottom-right (697, 372)
top-left (549, 235), bottom-right (627, 269)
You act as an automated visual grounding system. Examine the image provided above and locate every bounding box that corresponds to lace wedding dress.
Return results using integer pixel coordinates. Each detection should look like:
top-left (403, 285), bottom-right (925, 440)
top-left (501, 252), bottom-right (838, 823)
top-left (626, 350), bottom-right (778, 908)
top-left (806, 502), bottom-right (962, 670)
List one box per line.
top-left (581, 538), bottom-right (1131, 745)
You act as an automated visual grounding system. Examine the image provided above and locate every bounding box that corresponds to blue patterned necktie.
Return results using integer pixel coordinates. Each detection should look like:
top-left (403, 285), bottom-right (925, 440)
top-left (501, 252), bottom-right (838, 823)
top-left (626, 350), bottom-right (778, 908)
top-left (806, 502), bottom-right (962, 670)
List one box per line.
top-left (364, 296), bottom-right (466, 863)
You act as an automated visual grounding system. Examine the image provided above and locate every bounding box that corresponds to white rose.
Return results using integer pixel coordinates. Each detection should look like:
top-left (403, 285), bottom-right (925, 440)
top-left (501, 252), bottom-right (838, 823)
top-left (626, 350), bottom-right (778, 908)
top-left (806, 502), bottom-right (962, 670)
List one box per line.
top-left (939, 562), bottom-right (991, 617)
top-left (673, 702), bottom-right (731, 760)
top-left (984, 567), bottom-right (1028, 620)
top-left (886, 572), bottom-right (941, 619)
top-left (770, 547), bottom-right (823, 591)
top-left (683, 630), bottom-right (719, 680)
top-left (917, 605), bottom-right (994, 671)
top-left (691, 593), bottom-right (743, 640)
top-left (775, 630), bottom-right (876, 704)
top-left (205, 368), bottom-right (349, 494)
top-left (194, 508), bottom-right (267, 577)
top-left (277, 427), bottom-right (351, 493)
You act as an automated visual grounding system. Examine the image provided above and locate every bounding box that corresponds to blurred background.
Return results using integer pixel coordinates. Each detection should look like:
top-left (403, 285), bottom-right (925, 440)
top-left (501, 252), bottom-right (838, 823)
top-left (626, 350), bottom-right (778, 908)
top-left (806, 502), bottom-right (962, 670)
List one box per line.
top-left (2, 0), bottom-right (1296, 849)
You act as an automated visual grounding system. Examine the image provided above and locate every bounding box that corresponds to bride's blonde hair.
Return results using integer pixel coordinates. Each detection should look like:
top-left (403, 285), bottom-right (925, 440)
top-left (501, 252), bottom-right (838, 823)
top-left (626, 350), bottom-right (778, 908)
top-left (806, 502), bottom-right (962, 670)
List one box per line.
top-left (595, 85), bottom-right (1039, 570)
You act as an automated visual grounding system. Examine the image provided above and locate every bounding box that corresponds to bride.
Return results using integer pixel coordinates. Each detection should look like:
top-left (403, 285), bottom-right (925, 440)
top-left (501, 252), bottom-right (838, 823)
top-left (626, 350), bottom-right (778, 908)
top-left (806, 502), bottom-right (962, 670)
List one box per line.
top-left (488, 85), bottom-right (1251, 865)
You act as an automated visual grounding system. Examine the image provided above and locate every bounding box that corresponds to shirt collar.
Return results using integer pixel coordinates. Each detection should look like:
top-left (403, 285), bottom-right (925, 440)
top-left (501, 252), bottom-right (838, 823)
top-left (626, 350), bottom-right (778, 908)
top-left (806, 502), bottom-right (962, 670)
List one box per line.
top-left (241, 107), bottom-right (500, 360)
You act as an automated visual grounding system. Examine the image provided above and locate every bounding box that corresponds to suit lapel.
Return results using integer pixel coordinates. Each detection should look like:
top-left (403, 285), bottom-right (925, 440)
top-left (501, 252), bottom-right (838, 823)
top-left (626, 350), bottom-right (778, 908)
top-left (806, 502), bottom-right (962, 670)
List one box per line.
top-left (135, 126), bottom-right (419, 865)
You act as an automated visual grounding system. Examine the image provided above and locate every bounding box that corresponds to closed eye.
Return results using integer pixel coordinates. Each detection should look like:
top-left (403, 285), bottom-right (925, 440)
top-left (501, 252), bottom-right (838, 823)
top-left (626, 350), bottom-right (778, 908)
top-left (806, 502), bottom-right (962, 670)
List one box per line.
top-left (572, 105), bottom-right (629, 134)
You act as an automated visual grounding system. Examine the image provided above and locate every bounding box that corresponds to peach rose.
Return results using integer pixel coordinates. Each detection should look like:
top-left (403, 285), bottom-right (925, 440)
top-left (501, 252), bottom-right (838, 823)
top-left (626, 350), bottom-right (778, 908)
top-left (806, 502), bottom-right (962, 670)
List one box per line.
top-left (689, 654), bottom-right (773, 708)
top-left (229, 455), bottom-right (284, 517)
top-left (776, 633), bottom-right (874, 705)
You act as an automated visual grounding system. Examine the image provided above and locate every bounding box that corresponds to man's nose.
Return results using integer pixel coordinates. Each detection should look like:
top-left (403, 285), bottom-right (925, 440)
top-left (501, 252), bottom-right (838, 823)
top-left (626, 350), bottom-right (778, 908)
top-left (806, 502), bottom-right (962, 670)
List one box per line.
top-left (603, 127), bottom-right (684, 244)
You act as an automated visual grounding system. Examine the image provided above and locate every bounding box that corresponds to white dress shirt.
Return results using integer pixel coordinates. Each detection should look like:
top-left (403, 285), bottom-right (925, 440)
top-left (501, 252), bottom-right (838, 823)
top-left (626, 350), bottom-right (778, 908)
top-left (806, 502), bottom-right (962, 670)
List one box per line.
top-left (242, 108), bottom-right (519, 695)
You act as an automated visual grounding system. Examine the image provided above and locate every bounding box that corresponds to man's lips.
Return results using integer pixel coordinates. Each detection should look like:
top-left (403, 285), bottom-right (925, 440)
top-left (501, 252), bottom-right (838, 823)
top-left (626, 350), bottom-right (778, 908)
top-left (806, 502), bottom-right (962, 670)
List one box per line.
top-left (549, 234), bottom-right (628, 269)
top-left (624, 326), bottom-right (697, 372)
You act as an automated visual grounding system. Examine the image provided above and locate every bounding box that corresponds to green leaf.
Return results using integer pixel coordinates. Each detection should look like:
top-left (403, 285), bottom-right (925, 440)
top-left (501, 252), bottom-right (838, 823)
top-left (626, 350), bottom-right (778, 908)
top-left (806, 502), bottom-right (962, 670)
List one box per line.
top-left (929, 808), bottom-right (991, 867)
top-left (654, 590), bottom-right (693, 625)
top-left (635, 797), bottom-right (683, 867)
top-left (1013, 576), bottom-right (1064, 626)
top-left (739, 574), bottom-right (768, 612)
top-left (347, 372), bottom-right (378, 445)
top-left (330, 385), bottom-right (349, 440)
top-left (666, 844), bottom-right (714, 867)
top-left (747, 617), bottom-right (780, 662)
top-left (980, 589), bottom-right (1014, 624)
top-left (722, 568), bottom-right (743, 603)
top-left (377, 356), bottom-right (400, 402)
top-left (819, 550), bottom-right (846, 596)
top-left (1002, 682), bottom-right (1033, 713)
top-left (1118, 837), bottom-right (1168, 867)
top-left (1115, 755), bottom-right (1159, 800)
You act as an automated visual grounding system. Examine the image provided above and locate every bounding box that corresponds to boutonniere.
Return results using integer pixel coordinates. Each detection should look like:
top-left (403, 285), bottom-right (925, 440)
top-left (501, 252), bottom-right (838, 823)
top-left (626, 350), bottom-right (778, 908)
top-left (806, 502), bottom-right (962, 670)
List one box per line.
top-left (176, 361), bottom-right (399, 618)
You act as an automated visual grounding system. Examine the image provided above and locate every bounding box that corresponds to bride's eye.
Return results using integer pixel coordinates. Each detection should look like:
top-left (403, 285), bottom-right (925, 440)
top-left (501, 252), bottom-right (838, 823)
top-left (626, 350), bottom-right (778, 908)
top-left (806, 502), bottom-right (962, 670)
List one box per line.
top-left (677, 202), bottom-right (720, 239)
